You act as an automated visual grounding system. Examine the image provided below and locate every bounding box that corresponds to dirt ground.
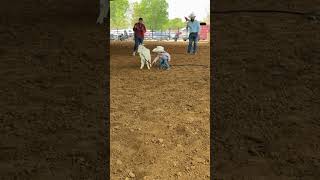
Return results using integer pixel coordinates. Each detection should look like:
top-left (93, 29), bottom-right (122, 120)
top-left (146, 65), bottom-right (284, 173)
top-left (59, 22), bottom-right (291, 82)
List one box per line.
top-left (213, 5), bottom-right (320, 179)
top-left (110, 41), bottom-right (210, 179)
top-left (0, 0), bottom-right (107, 179)
top-left (2, 0), bottom-right (320, 179)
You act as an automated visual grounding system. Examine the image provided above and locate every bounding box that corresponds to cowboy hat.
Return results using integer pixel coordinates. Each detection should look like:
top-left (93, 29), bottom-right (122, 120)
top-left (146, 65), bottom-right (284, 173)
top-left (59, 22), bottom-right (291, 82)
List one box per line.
top-left (188, 12), bottom-right (196, 18)
top-left (152, 46), bottom-right (165, 53)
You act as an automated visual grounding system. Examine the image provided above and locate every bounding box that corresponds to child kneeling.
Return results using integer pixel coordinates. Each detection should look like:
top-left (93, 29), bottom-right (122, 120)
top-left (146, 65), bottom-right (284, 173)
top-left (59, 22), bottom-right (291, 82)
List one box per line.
top-left (152, 46), bottom-right (171, 70)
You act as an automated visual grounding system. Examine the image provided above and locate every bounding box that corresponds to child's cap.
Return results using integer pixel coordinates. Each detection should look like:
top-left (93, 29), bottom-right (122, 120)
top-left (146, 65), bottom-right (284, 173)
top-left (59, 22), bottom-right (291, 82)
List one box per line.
top-left (152, 46), bottom-right (165, 53)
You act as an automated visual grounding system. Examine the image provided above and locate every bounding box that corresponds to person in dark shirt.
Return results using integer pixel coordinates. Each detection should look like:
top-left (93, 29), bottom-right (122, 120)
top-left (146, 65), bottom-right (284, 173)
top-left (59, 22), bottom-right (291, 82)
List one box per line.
top-left (132, 17), bottom-right (146, 56)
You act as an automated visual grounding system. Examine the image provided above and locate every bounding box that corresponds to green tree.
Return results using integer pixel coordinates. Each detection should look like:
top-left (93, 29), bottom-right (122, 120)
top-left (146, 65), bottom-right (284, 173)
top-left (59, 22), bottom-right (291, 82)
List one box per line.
top-left (132, 0), bottom-right (169, 31)
top-left (165, 18), bottom-right (185, 30)
top-left (110, 0), bottom-right (130, 29)
top-left (131, 2), bottom-right (142, 27)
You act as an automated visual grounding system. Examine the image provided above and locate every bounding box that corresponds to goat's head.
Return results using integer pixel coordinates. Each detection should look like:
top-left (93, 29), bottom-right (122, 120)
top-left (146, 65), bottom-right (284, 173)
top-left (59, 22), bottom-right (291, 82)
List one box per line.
top-left (137, 44), bottom-right (145, 53)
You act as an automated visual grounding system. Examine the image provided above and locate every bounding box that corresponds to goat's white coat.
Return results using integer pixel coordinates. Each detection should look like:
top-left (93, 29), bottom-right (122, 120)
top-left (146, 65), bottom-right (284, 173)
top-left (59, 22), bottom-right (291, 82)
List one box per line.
top-left (137, 45), bottom-right (152, 69)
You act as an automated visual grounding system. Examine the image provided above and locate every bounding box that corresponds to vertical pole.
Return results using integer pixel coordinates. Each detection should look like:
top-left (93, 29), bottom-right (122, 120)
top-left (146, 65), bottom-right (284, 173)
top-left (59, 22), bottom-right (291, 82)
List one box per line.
top-left (117, 28), bottom-right (118, 40)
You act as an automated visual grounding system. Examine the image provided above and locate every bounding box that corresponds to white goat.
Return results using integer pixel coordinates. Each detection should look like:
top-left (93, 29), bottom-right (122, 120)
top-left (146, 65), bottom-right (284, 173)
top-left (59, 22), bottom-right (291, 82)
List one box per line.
top-left (137, 45), bottom-right (152, 69)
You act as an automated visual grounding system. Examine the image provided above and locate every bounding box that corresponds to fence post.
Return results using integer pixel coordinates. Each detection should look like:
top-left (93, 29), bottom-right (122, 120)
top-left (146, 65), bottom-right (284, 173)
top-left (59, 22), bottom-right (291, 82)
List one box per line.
top-left (117, 28), bottom-right (119, 40)
top-left (169, 28), bottom-right (171, 40)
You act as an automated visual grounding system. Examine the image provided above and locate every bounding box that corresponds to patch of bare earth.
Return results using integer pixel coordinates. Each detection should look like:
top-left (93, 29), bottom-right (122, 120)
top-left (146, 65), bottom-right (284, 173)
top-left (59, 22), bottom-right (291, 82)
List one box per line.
top-left (110, 41), bottom-right (210, 179)
top-left (213, 4), bottom-right (320, 179)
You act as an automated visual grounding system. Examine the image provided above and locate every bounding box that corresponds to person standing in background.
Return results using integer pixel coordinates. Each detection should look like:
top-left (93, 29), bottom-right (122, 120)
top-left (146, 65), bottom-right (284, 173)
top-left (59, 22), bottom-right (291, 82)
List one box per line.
top-left (133, 18), bottom-right (147, 56)
top-left (186, 12), bottom-right (200, 55)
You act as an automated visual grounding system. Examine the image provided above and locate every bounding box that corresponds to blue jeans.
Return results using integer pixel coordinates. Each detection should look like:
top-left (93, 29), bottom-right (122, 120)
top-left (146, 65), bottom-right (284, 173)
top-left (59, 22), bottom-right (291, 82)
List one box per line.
top-left (159, 57), bottom-right (170, 70)
top-left (133, 36), bottom-right (144, 52)
top-left (187, 33), bottom-right (198, 53)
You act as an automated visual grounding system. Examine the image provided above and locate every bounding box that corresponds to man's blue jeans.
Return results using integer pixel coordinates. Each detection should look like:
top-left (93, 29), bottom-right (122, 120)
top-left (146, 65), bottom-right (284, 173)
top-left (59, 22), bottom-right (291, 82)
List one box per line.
top-left (187, 32), bottom-right (198, 54)
top-left (133, 36), bottom-right (144, 52)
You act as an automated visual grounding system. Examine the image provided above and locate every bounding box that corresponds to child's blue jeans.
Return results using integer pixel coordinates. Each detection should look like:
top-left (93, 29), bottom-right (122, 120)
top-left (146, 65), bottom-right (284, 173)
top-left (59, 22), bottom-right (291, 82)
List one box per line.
top-left (159, 57), bottom-right (170, 70)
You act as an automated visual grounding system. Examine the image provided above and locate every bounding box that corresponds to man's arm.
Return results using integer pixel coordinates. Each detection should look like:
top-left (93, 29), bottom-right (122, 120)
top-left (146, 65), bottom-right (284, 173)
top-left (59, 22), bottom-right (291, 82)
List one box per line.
top-left (133, 23), bottom-right (137, 31)
top-left (186, 21), bottom-right (190, 32)
top-left (152, 55), bottom-right (159, 65)
top-left (142, 24), bottom-right (146, 33)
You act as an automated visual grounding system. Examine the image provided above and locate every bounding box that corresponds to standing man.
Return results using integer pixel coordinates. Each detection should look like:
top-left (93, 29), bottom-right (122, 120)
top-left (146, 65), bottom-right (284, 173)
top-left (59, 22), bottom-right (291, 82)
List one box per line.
top-left (133, 17), bottom-right (147, 56)
top-left (186, 12), bottom-right (200, 55)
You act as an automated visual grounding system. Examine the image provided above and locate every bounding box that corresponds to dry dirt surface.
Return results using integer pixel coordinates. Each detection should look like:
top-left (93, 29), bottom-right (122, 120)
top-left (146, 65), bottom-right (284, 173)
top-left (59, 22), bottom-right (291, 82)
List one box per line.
top-left (110, 41), bottom-right (210, 179)
top-left (213, 1), bottom-right (320, 179)
top-left (1, 0), bottom-right (106, 179)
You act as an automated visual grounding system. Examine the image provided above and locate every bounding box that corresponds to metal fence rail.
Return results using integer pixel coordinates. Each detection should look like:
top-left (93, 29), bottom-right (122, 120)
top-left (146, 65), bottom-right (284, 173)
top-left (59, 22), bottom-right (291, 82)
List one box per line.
top-left (110, 28), bottom-right (186, 41)
top-left (110, 26), bottom-right (210, 42)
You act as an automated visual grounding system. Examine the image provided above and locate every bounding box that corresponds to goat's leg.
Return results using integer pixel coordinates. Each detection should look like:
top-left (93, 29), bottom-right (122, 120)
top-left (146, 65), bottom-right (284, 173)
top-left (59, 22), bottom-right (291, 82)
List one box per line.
top-left (146, 61), bottom-right (150, 69)
top-left (140, 59), bottom-right (144, 69)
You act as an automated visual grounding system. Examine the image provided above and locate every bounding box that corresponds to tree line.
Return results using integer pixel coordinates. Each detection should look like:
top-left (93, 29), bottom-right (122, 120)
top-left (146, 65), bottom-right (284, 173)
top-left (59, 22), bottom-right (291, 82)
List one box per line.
top-left (110, 0), bottom-right (185, 31)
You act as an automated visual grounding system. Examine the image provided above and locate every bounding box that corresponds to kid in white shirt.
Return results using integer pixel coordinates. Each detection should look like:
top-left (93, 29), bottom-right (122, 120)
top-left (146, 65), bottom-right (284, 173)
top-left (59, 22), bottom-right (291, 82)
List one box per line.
top-left (152, 46), bottom-right (171, 70)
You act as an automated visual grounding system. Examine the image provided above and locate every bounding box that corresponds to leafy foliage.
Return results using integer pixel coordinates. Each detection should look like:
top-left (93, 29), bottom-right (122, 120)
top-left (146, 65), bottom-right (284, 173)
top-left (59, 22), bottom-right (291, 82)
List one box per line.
top-left (110, 0), bottom-right (130, 28)
top-left (112, 0), bottom-right (189, 30)
top-left (165, 18), bottom-right (186, 30)
top-left (132, 0), bottom-right (169, 31)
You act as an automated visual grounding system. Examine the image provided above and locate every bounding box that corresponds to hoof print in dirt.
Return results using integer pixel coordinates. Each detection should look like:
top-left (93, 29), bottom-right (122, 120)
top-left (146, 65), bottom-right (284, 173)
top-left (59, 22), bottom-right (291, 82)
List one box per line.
top-left (128, 171), bottom-right (135, 178)
top-left (116, 159), bottom-right (123, 165)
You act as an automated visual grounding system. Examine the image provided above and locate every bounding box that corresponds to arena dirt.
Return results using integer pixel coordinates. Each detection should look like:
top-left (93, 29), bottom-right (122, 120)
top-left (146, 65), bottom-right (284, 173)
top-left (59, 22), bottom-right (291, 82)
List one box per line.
top-left (1, 1), bottom-right (106, 179)
top-left (1, 0), bottom-right (320, 179)
top-left (213, 10), bottom-right (320, 179)
top-left (110, 41), bottom-right (210, 179)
